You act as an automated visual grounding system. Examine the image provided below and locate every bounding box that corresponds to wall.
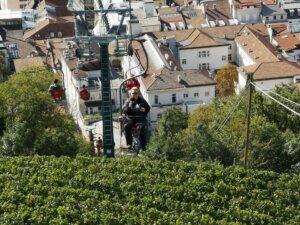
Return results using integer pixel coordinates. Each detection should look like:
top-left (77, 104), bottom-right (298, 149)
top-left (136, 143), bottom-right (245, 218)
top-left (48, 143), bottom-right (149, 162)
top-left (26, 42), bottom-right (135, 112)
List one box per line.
top-left (179, 45), bottom-right (229, 70)
top-left (235, 6), bottom-right (261, 23)
top-left (145, 84), bottom-right (215, 122)
top-left (236, 43), bottom-right (256, 66)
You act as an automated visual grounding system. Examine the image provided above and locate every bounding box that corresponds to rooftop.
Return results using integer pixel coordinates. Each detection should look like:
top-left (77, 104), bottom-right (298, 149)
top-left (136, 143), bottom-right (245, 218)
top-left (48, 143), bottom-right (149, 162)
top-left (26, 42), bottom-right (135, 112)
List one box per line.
top-left (14, 57), bottom-right (44, 72)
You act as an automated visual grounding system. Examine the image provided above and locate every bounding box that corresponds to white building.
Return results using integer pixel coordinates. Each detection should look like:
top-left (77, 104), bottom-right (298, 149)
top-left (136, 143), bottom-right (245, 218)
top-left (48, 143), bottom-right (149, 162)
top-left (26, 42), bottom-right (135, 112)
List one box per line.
top-left (122, 34), bottom-right (216, 123)
top-left (235, 26), bottom-right (300, 93)
top-left (228, 0), bottom-right (261, 24)
top-left (0, 0), bottom-right (32, 10)
top-left (61, 40), bottom-right (125, 124)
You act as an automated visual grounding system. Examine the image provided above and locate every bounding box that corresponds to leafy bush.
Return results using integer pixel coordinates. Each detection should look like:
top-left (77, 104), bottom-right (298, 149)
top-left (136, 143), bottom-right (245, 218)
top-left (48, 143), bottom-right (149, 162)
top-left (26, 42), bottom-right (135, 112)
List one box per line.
top-left (0, 156), bottom-right (299, 224)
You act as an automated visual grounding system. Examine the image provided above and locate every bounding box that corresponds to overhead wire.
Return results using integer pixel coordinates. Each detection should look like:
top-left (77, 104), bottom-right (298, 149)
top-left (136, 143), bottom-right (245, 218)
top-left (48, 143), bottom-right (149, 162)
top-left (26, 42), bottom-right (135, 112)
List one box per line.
top-left (253, 83), bottom-right (300, 108)
top-left (216, 83), bottom-right (250, 132)
top-left (250, 82), bottom-right (300, 117)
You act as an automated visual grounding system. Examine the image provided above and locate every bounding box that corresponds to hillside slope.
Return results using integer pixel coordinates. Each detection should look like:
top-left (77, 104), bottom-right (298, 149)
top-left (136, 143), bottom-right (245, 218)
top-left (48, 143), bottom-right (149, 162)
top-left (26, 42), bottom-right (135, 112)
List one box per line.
top-left (0, 156), bottom-right (299, 224)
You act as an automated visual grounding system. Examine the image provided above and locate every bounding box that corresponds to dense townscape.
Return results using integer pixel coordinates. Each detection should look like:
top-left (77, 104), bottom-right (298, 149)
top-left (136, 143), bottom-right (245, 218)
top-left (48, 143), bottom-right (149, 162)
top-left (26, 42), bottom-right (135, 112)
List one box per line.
top-left (0, 0), bottom-right (300, 224)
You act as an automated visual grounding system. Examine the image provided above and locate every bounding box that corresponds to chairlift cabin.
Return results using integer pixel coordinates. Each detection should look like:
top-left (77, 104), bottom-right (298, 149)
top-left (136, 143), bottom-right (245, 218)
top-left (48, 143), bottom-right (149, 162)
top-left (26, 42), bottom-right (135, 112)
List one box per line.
top-left (79, 86), bottom-right (90, 101)
top-left (49, 79), bottom-right (64, 100)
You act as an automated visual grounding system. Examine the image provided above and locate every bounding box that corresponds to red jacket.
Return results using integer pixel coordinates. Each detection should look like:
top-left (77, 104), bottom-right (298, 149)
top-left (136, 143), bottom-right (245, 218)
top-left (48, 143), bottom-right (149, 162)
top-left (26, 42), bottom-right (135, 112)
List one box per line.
top-left (126, 78), bottom-right (140, 90)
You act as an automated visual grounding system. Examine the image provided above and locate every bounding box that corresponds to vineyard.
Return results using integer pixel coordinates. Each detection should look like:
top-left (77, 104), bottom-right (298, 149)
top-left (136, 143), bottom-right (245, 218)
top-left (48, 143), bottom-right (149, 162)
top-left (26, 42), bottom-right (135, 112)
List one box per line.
top-left (0, 156), bottom-right (299, 224)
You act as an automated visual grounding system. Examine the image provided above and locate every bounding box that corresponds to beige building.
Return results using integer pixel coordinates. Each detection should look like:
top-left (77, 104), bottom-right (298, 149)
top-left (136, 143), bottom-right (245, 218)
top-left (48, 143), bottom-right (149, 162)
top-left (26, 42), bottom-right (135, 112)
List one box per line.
top-left (0, 0), bottom-right (32, 10)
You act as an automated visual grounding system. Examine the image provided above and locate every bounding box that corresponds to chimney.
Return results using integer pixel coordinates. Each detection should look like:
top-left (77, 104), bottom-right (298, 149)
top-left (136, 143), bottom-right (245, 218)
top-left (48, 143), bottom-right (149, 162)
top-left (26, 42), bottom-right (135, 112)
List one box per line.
top-left (177, 75), bottom-right (182, 83)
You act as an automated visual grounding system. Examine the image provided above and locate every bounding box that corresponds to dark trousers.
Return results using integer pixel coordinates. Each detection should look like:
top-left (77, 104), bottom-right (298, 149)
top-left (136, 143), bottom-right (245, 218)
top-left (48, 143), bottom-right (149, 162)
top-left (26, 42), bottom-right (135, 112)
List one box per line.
top-left (124, 118), bottom-right (147, 149)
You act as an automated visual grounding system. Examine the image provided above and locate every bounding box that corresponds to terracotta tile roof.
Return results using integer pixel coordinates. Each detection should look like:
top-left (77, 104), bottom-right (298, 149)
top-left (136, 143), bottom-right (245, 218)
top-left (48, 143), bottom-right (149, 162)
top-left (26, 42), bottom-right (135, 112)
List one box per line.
top-left (148, 68), bottom-right (215, 91)
top-left (262, 0), bottom-right (277, 5)
top-left (246, 23), bottom-right (269, 37)
top-left (24, 20), bottom-right (51, 39)
top-left (13, 57), bottom-right (44, 72)
top-left (241, 61), bottom-right (300, 80)
top-left (157, 7), bottom-right (205, 30)
top-left (5, 29), bottom-right (36, 59)
top-left (203, 25), bottom-right (245, 39)
top-left (151, 29), bottom-right (194, 42)
top-left (53, 6), bottom-right (72, 17)
top-left (23, 18), bottom-right (74, 40)
top-left (235, 26), bottom-right (279, 64)
top-left (237, 0), bottom-right (261, 4)
top-left (273, 32), bottom-right (300, 51)
top-left (180, 29), bottom-right (229, 49)
top-left (45, 0), bottom-right (69, 7)
top-left (204, 0), bottom-right (233, 25)
top-left (271, 23), bottom-right (287, 34)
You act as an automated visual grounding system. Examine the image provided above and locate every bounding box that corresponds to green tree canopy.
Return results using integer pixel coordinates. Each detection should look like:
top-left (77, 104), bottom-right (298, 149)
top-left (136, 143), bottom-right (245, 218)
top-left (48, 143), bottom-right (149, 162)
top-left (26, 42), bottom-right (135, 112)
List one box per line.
top-left (0, 66), bottom-right (91, 156)
top-left (149, 84), bottom-right (300, 172)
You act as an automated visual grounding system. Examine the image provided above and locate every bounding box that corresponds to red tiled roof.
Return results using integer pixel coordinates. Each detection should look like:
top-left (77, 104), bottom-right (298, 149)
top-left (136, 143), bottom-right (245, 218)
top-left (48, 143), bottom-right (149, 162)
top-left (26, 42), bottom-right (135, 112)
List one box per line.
top-left (273, 32), bottom-right (300, 51)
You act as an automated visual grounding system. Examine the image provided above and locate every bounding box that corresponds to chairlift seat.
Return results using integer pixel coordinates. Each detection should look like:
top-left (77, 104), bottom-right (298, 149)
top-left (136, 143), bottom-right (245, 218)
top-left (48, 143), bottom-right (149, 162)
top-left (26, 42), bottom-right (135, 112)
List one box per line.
top-left (80, 88), bottom-right (90, 101)
top-left (50, 89), bottom-right (64, 99)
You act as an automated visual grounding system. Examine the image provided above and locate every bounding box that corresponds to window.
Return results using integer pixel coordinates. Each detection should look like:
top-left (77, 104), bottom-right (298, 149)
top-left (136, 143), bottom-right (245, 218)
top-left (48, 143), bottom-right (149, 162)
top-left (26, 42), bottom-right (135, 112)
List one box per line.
top-left (228, 54), bottom-right (232, 61)
top-left (199, 63), bottom-right (210, 70)
top-left (182, 59), bottom-right (186, 64)
top-left (194, 92), bottom-right (199, 97)
top-left (154, 95), bottom-right (158, 104)
top-left (274, 16), bottom-right (277, 20)
top-left (222, 56), bottom-right (226, 61)
top-left (50, 32), bottom-right (55, 38)
top-left (199, 51), bottom-right (209, 57)
top-left (172, 94), bottom-right (176, 103)
top-left (58, 32), bottom-right (62, 37)
top-left (205, 91), bottom-right (210, 97)
top-left (228, 45), bottom-right (232, 50)
top-left (183, 93), bottom-right (188, 98)
top-left (280, 15), bottom-right (283, 19)
top-left (266, 16), bottom-right (269, 21)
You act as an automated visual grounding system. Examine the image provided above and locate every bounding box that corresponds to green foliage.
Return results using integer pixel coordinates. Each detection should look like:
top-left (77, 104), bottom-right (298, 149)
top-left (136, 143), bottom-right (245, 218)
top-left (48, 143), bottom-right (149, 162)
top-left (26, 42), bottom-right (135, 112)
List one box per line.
top-left (0, 51), bottom-right (10, 82)
top-left (0, 156), bottom-right (299, 224)
top-left (151, 84), bottom-right (300, 172)
top-left (146, 107), bottom-right (188, 161)
top-left (253, 84), bottom-right (300, 133)
top-left (0, 66), bottom-right (88, 157)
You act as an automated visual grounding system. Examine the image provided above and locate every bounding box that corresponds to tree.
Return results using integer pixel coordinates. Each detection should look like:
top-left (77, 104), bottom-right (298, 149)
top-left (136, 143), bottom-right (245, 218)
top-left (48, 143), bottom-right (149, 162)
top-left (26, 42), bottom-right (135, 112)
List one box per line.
top-left (146, 107), bottom-right (188, 161)
top-left (215, 64), bottom-right (238, 97)
top-left (253, 84), bottom-right (300, 133)
top-left (0, 66), bottom-right (87, 156)
top-left (0, 51), bottom-right (10, 82)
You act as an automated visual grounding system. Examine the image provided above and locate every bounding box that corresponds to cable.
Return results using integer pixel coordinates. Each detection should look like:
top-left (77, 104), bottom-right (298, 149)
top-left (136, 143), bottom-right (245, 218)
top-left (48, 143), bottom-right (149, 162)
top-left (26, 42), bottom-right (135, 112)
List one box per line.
top-left (216, 83), bottom-right (250, 132)
top-left (251, 82), bottom-right (300, 117)
top-left (253, 83), bottom-right (300, 108)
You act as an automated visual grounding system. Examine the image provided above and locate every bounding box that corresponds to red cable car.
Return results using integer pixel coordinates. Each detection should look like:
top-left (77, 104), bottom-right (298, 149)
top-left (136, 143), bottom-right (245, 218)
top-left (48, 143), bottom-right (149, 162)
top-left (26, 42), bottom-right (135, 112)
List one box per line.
top-left (50, 89), bottom-right (64, 99)
top-left (49, 79), bottom-right (64, 100)
top-left (80, 86), bottom-right (90, 101)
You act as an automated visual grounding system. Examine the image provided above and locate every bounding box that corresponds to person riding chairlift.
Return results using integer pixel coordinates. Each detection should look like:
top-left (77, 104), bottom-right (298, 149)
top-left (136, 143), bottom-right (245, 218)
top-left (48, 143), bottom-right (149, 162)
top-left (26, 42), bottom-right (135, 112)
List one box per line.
top-left (49, 79), bottom-right (64, 99)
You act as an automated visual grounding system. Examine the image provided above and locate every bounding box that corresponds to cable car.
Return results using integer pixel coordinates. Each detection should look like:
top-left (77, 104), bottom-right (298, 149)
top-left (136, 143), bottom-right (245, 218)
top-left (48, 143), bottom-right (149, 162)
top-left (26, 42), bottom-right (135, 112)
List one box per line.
top-left (79, 85), bottom-right (90, 101)
top-left (49, 79), bottom-right (64, 100)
